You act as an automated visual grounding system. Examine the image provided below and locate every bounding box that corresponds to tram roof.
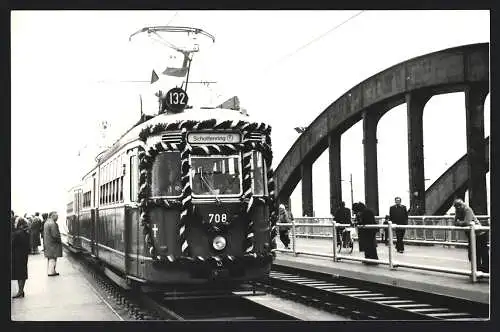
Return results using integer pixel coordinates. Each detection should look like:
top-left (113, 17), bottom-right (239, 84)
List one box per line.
top-left (94, 107), bottom-right (269, 166)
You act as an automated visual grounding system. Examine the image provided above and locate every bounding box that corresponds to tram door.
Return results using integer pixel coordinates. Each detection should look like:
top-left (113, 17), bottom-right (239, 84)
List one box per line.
top-left (91, 174), bottom-right (99, 257)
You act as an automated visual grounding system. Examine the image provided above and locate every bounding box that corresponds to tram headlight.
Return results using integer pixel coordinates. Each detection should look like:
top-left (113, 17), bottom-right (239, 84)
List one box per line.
top-left (212, 236), bottom-right (227, 251)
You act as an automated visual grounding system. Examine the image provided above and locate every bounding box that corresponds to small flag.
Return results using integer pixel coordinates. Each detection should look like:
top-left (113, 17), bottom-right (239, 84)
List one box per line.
top-left (162, 67), bottom-right (188, 77)
top-left (151, 70), bottom-right (159, 84)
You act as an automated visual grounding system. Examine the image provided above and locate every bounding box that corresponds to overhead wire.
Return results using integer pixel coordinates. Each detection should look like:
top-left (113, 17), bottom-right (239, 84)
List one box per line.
top-left (260, 10), bottom-right (365, 74)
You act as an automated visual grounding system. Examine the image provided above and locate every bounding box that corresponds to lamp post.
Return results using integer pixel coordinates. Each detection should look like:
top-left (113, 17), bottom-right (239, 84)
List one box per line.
top-left (341, 173), bottom-right (354, 209)
top-left (294, 127), bottom-right (307, 134)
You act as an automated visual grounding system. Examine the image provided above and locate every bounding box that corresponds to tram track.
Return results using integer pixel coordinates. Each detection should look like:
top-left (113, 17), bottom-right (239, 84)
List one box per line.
top-left (63, 244), bottom-right (297, 320)
top-left (136, 288), bottom-right (298, 320)
top-left (257, 265), bottom-right (489, 320)
top-left (63, 241), bottom-right (487, 320)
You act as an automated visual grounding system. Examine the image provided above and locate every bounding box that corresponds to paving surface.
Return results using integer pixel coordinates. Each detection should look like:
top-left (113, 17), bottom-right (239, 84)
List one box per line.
top-left (275, 238), bottom-right (489, 304)
top-left (11, 247), bottom-right (122, 321)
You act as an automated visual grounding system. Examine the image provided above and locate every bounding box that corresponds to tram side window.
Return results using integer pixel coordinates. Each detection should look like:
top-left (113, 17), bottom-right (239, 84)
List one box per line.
top-left (83, 191), bottom-right (91, 208)
top-left (107, 182), bottom-right (111, 204)
top-left (251, 151), bottom-right (266, 196)
top-left (151, 152), bottom-right (182, 197)
top-left (100, 185), bottom-right (103, 204)
top-left (119, 176), bottom-right (124, 201)
top-left (130, 156), bottom-right (138, 201)
top-left (66, 202), bottom-right (73, 214)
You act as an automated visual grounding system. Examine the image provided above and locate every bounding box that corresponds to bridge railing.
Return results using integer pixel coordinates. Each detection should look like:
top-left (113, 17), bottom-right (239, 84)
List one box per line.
top-left (275, 217), bottom-right (490, 283)
top-left (288, 216), bottom-right (489, 246)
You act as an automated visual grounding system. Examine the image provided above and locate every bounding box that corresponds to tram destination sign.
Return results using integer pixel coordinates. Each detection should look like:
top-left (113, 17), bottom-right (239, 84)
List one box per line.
top-left (187, 133), bottom-right (241, 144)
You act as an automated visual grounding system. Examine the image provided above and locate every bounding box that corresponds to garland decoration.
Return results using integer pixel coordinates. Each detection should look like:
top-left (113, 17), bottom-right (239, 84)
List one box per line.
top-left (267, 167), bottom-right (278, 251)
top-left (179, 127), bottom-right (193, 257)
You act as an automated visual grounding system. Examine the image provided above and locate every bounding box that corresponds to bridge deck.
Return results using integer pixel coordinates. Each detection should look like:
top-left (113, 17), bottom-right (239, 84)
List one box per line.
top-left (275, 238), bottom-right (489, 304)
top-left (11, 250), bottom-right (121, 321)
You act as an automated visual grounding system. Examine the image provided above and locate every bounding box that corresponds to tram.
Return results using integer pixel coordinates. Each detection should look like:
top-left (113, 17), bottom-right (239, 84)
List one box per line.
top-left (65, 26), bottom-right (277, 285)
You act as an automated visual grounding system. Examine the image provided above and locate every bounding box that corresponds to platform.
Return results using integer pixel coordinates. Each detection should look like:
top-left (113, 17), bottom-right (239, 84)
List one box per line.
top-left (275, 238), bottom-right (489, 304)
top-left (11, 248), bottom-right (122, 321)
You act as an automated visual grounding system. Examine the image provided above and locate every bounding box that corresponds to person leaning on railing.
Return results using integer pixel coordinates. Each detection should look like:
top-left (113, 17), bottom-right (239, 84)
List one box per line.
top-left (453, 198), bottom-right (489, 274)
top-left (278, 204), bottom-right (292, 249)
top-left (352, 202), bottom-right (379, 264)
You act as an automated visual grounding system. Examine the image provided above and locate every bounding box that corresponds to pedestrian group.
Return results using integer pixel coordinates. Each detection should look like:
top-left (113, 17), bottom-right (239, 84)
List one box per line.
top-left (11, 210), bottom-right (63, 299)
top-left (278, 196), bottom-right (489, 272)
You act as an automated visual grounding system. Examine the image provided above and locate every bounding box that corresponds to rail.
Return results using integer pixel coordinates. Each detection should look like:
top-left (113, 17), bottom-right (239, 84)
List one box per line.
top-left (275, 216), bottom-right (490, 283)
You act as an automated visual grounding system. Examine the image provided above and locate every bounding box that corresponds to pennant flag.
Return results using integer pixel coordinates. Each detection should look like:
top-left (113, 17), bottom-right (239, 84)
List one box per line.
top-left (217, 96), bottom-right (240, 110)
top-left (151, 70), bottom-right (159, 84)
top-left (162, 67), bottom-right (188, 77)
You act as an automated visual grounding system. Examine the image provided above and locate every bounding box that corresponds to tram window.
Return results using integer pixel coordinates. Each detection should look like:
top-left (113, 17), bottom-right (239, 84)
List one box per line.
top-left (119, 176), bottom-right (124, 202)
top-left (151, 152), bottom-right (182, 197)
top-left (191, 155), bottom-right (242, 196)
top-left (130, 156), bottom-right (138, 201)
top-left (107, 182), bottom-right (111, 203)
top-left (251, 151), bottom-right (266, 196)
top-left (117, 178), bottom-right (120, 202)
top-left (83, 191), bottom-right (91, 208)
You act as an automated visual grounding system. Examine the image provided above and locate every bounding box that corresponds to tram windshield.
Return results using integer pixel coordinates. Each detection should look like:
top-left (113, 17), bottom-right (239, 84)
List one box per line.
top-left (151, 152), bottom-right (182, 197)
top-left (191, 155), bottom-right (242, 196)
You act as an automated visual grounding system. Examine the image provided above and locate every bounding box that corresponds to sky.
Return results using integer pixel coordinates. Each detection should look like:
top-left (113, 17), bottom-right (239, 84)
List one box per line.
top-left (11, 10), bottom-right (490, 222)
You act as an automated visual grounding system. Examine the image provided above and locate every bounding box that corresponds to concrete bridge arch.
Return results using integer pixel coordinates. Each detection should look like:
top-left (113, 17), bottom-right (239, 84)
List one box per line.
top-left (275, 43), bottom-right (489, 216)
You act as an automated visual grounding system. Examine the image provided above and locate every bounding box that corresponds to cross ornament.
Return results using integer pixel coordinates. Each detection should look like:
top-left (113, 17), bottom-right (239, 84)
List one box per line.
top-left (152, 224), bottom-right (159, 238)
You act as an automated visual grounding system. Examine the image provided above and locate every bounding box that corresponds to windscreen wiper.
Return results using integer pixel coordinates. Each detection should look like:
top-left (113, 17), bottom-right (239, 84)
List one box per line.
top-left (199, 168), bottom-right (221, 203)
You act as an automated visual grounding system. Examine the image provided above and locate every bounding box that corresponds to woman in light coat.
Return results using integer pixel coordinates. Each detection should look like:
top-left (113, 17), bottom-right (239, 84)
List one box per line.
top-left (43, 211), bottom-right (63, 276)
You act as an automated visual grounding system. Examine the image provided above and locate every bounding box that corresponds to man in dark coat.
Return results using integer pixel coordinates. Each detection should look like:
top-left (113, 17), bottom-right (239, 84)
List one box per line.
top-left (30, 212), bottom-right (42, 254)
top-left (389, 197), bottom-right (408, 253)
top-left (353, 202), bottom-right (378, 264)
top-left (453, 198), bottom-right (489, 273)
top-left (40, 213), bottom-right (48, 250)
top-left (43, 211), bottom-right (63, 276)
top-left (334, 201), bottom-right (351, 247)
top-left (12, 217), bottom-right (30, 298)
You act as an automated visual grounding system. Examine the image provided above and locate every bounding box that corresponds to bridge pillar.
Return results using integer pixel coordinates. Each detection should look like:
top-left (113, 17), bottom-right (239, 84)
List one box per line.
top-left (465, 83), bottom-right (489, 215)
top-left (406, 91), bottom-right (431, 215)
top-left (362, 110), bottom-right (380, 216)
top-left (329, 133), bottom-right (342, 215)
top-left (301, 161), bottom-right (314, 217)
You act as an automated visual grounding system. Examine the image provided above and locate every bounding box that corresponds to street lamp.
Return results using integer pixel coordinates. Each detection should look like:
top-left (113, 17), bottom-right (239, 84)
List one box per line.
top-left (294, 127), bottom-right (307, 134)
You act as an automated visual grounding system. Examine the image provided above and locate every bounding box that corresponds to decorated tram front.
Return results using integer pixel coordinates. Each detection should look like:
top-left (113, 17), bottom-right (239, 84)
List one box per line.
top-left (134, 113), bottom-right (277, 283)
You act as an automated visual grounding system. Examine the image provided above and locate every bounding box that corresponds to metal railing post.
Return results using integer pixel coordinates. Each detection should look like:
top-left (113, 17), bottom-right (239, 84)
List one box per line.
top-left (387, 221), bottom-right (394, 269)
top-left (332, 220), bottom-right (337, 262)
top-left (291, 218), bottom-right (297, 256)
top-left (469, 222), bottom-right (477, 283)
